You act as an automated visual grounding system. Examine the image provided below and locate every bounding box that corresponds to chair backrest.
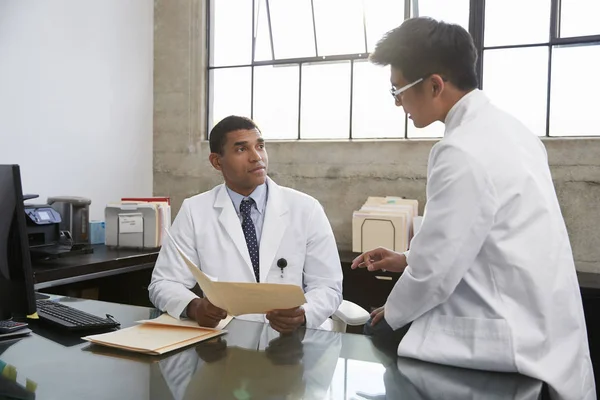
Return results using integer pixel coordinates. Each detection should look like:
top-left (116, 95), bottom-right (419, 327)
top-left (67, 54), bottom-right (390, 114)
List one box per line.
top-left (331, 300), bottom-right (370, 333)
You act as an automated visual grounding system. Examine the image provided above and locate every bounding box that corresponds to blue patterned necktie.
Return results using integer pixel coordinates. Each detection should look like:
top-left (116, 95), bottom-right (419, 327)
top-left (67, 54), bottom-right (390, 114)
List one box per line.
top-left (240, 198), bottom-right (260, 282)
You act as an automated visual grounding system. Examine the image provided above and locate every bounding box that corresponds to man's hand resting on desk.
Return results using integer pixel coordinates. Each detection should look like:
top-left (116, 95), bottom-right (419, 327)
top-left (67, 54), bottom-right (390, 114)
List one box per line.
top-left (351, 247), bottom-right (407, 273)
top-left (266, 307), bottom-right (306, 334)
top-left (186, 298), bottom-right (227, 328)
top-left (369, 306), bottom-right (385, 326)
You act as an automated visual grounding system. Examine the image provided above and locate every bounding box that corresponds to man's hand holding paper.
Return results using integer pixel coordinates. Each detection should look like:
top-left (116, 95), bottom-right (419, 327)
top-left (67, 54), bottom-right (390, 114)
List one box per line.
top-left (186, 298), bottom-right (227, 328)
top-left (266, 307), bottom-right (306, 334)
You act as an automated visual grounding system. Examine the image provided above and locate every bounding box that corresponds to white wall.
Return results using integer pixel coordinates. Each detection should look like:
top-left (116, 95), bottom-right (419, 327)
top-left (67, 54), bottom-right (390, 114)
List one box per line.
top-left (0, 0), bottom-right (153, 221)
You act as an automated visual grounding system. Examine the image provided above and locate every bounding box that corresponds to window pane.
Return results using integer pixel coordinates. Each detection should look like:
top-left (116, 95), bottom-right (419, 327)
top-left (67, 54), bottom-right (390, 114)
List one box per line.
top-left (407, 120), bottom-right (445, 138)
top-left (209, 67), bottom-right (251, 130)
top-left (301, 62), bottom-right (351, 139)
top-left (412, 0), bottom-right (470, 31)
top-left (352, 61), bottom-right (405, 138)
top-left (210, 0), bottom-right (252, 66)
top-left (253, 0), bottom-right (272, 61)
top-left (313, 0), bottom-right (365, 55)
top-left (483, 47), bottom-right (549, 136)
top-left (484, 0), bottom-right (550, 47)
top-left (364, 0), bottom-right (405, 53)
top-left (560, 0), bottom-right (600, 38)
top-left (550, 44), bottom-right (600, 136)
top-left (253, 65), bottom-right (299, 139)
top-left (269, 0), bottom-right (316, 59)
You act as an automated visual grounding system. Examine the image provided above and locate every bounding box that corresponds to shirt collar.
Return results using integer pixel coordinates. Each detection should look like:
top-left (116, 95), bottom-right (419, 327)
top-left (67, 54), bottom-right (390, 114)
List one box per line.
top-left (226, 183), bottom-right (268, 216)
top-left (443, 89), bottom-right (489, 136)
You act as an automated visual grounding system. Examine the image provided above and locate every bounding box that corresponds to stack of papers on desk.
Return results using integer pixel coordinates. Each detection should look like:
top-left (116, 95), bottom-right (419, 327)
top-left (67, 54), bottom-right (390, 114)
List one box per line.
top-left (105, 197), bottom-right (172, 249)
top-left (166, 230), bottom-right (307, 316)
top-left (352, 196), bottom-right (419, 253)
top-left (82, 314), bottom-right (230, 355)
top-left (121, 197), bottom-right (171, 246)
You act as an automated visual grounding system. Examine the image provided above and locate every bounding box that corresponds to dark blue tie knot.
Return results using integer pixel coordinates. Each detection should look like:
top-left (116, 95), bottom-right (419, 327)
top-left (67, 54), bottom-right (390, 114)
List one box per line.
top-left (240, 198), bottom-right (254, 218)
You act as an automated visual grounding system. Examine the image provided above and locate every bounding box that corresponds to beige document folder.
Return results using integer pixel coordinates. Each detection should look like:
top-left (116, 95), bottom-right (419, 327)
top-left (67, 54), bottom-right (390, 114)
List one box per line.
top-left (137, 312), bottom-right (233, 331)
top-left (165, 230), bottom-right (307, 316)
top-left (82, 322), bottom-right (226, 355)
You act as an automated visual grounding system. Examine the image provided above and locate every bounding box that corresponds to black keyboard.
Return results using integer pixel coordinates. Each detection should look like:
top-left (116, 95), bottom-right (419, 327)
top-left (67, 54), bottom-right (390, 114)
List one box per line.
top-left (36, 300), bottom-right (120, 331)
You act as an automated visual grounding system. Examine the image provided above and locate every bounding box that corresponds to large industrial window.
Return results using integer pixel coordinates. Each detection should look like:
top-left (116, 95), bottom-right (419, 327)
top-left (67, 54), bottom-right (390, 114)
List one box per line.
top-left (208, 0), bottom-right (600, 139)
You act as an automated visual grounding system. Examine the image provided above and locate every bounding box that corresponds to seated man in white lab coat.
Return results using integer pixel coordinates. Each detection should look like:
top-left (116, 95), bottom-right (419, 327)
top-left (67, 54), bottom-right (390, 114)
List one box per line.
top-left (149, 115), bottom-right (343, 333)
top-left (351, 17), bottom-right (595, 400)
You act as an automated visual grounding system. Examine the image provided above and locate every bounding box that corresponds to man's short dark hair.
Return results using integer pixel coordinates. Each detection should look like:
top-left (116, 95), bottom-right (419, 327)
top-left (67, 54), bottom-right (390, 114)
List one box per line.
top-left (370, 17), bottom-right (478, 90)
top-left (209, 115), bottom-right (260, 154)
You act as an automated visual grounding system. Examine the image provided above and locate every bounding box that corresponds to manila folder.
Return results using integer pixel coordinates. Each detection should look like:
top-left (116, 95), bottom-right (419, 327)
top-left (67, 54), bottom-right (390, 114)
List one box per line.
top-left (82, 324), bottom-right (225, 355)
top-left (165, 230), bottom-right (307, 316)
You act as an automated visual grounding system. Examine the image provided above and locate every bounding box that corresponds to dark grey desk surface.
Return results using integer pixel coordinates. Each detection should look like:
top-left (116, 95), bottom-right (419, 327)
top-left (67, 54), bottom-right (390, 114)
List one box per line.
top-left (31, 245), bottom-right (159, 290)
top-left (0, 297), bottom-right (544, 400)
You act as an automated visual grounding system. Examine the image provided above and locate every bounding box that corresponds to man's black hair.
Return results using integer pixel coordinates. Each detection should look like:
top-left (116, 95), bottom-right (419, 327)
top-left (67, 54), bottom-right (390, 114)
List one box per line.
top-left (209, 115), bottom-right (260, 154)
top-left (370, 17), bottom-right (478, 90)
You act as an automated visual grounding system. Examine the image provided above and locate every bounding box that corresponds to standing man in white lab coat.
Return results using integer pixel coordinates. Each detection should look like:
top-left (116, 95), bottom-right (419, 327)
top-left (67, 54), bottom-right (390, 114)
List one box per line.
top-left (150, 115), bottom-right (342, 333)
top-left (351, 17), bottom-right (595, 400)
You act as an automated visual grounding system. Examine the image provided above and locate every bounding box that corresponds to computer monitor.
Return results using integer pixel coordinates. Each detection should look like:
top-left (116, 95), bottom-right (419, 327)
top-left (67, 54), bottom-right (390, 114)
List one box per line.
top-left (0, 165), bottom-right (36, 320)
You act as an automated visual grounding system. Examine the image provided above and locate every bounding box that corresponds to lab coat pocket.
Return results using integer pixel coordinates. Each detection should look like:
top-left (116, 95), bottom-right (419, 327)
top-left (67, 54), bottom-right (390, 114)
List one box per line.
top-left (421, 314), bottom-right (516, 372)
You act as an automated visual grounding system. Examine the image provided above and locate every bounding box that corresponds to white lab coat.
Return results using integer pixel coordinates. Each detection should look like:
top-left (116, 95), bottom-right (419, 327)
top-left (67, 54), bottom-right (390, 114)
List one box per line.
top-left (149, 177), bottom-right (343, 329)
top-left (385, 90), bottom-right (595, 400)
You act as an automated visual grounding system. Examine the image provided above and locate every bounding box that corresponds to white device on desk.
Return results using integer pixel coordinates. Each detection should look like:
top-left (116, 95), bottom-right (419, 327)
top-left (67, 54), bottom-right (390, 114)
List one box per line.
top-left (105, 203), bottom-right (160, 248)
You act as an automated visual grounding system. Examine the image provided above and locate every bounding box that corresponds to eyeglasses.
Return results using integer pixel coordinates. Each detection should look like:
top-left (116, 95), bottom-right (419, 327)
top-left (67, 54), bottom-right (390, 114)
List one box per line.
top-left (390, 78), bottom-right (424, 101)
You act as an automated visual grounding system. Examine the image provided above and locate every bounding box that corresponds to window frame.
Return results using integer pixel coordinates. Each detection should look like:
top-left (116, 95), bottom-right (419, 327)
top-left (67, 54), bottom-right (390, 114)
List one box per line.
top-left (207, 0), bottom-right (600, 139)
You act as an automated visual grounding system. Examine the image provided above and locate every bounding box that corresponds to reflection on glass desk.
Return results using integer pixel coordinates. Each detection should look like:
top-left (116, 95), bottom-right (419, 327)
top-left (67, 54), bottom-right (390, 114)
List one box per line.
top-left (0, 298), bottom-right (544, 399)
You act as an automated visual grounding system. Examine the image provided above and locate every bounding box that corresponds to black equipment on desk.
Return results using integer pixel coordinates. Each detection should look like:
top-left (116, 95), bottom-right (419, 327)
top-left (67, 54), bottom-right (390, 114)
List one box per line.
top-left (47, 196), bottom-right (91, 247)
top-left (0, 165), bottom-right (37, 320)
top-left (23, 195), bottom-right (72, 259)
top-left (23, 195), bottom-right (93, 260)
top-left (36, 299), bottom-right (120, 331)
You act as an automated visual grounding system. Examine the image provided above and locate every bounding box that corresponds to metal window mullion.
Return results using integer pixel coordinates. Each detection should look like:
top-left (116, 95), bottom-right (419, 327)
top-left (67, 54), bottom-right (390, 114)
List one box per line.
top-left (551, 35), bottom-right (600, 46)
top-left (298, 63), bottom-right (303, 140)
top-left (250, 0), bottom-right (255, 119)
top-left (545, 45), bottom-right (553, 137)
top-left (310, 0), bottom-right (319, 56)
top-left (265, 0), bottom-right (275, 60)
top-left (403, 0), bottom-right (410, 138)
top-left (483, 42), bottom-right (551, 51)
top-left (551, 0), bottom-right (561, 41)
top-left (469, 0), bottom-right (485, 88)
top-left (361, 0), bottom-right (368, 53)
top-left (206, 0), bottom-right (213, 139)
top-left (209, 63), bottom-right (254, 69)
top-left (252, 53), bottom-right (368, 67)
top-left (349, 60), bottom-right (354, 139)
top-left (252, 0), bottom-right (256, 61)
top-left (250, 66), bottom-right (255, 119)
top-left (411, 0), bottom-right (419, 17)
top-left (546, 0), bottom-right (560, 137)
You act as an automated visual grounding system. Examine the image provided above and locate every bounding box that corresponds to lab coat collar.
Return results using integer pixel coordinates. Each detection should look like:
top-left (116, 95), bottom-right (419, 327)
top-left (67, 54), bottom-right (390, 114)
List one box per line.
top-left (443, 89), bottom-right (490, 136)
top-left (226, 183), bottom-right (268, 217)
top-left (214, 177), bottom-right (288, 282)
